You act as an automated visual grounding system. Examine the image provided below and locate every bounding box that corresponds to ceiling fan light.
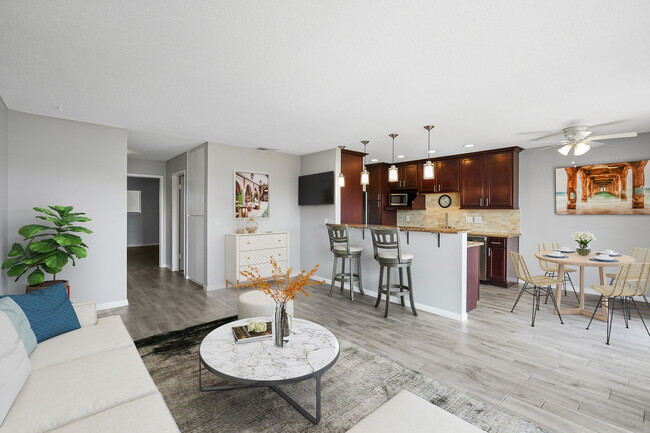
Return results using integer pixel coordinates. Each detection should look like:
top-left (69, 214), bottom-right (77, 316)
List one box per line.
top-left (388, 165), bottom-right (398, 182)
top-left (423, 161), bottom-right (435, 180)
top-left (558, 144), bottom-right (572, 156)
top-left (574, 142), bottom-right (590, 156)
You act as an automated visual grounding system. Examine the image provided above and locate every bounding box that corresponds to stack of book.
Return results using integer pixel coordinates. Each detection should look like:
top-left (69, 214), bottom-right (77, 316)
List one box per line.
top-left (231, 321), bottom-right (272, 344)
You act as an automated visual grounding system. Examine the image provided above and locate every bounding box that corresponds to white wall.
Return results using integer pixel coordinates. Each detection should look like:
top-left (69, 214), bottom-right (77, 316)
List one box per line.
top-left (0, 97), bottom-right (8, 292)
top-left (520, 133), bottom-right (650, 289)
top-left (299, 149), bottom-right (340, 280)
top-left (6, 111), bottom-right (128, 308)
top-left (127, 157), bottom-right (165, 177)
top-left (164, 152), bottom-right (187, 268)
top-left (205, 142), bottom-right (301, 289)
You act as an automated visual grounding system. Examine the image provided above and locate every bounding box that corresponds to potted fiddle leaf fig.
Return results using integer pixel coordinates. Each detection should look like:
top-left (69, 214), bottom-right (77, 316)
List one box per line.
top-left (1, 206), bottom-right (92, 291)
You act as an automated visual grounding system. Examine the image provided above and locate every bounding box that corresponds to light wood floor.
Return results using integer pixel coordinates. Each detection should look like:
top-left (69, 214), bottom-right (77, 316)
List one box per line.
top-left (101, 246), bottom-right (650, 433)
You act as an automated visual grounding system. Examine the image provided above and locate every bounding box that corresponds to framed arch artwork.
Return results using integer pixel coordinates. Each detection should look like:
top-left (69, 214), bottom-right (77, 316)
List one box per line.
top-left (234, 171), bottom-right (270, 219)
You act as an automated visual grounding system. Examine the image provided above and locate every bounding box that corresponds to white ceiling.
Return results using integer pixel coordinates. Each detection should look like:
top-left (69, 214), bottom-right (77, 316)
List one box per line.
top-left (1, 1), bottom-right (650, 162)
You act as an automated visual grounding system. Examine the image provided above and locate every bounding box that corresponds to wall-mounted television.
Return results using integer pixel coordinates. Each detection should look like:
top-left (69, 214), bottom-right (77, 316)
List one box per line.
top-left (299, 171), bottom-right (334, 206)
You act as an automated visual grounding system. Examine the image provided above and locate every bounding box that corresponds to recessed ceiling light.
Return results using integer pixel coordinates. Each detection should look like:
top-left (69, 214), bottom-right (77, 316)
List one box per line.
top-left (427, 150), bottom-right (437, 154)
top-left (463, 144), bottom-right (474, 148)
top-left (397, 155), bottom-right (406, 159)
top-left (370, 158), bottom-right (379, 162)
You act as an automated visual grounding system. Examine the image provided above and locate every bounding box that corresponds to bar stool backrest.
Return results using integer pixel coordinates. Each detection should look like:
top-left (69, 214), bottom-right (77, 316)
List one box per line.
top-left (370, 227), bottom-right (405, 263)
top-left (326, 224), bottom-right (351, 255)
top-left (509, 251), bottom-right (535, 285)
top-left (610, 262), bottom-right (650, 297)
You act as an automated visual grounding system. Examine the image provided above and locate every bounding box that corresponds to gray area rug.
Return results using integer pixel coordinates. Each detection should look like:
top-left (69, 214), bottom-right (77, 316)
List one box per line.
top-left (136, 317), bottom-right (546, 433)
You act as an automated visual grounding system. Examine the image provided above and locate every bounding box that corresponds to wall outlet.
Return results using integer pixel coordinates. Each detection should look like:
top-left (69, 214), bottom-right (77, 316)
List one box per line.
top-left (405, 215), bottom-right (410, 222)
top-left (465, 216), bottom-right (473, 223)
top-left (474, 216), bottom-right (482, 223)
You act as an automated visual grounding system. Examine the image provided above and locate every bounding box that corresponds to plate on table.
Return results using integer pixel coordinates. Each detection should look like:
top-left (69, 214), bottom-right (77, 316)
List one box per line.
top-left (597, 252), bottom-right (622, 257)
top-left (557, 249), bottom-right (575, 254)
top-left (589, 257), bottom-right (619, 263)
top-left (545, 252), bottom-right (567, 259)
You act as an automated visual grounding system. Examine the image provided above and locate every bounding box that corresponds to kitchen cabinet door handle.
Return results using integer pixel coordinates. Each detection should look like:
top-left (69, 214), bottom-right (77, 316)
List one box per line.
top-left (486, 198), bottom-right (489, 207)
top-left (377, 194), bottom-right (380, 201)
top-left (480, 198), bottom-right (483, 206)
top-left (488, 249), bottom-right (491, 256)
top-left (377, 201), bottom-right (380, 208)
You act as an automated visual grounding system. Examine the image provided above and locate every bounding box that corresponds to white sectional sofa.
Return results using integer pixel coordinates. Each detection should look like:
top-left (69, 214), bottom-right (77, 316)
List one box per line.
top-left (0, 302), bottom-right (179, 433)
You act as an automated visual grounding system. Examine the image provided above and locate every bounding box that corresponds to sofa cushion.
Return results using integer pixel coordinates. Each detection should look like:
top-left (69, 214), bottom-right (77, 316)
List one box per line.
top-left (29, 316), bottom-right (133, 371)
top-left (2, 283), bottom-right (80, 343)
top-left (347, 390), bottom-right (485, 433)
top-left (49, 393), bottom-right (179, 433)
top-left (0, 312), bottom-right (31, 426)
top-left (72, 301), bottom-right (97, 328)
top-left (0, 345), bottom-right (158, 433)
top-left (0, 298), bottom-right (37, 355)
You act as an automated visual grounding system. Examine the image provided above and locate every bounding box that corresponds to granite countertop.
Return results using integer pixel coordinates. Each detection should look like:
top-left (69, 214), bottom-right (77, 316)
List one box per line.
top-left (346, 224), bottom-right (520, 238)
top-left (467, 241), bottom-right (484, 248)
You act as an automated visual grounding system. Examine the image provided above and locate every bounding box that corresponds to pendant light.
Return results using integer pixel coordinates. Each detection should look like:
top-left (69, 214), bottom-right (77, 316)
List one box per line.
top-left (423, 125), bottom-right (435, 180)
top-left (337, 146), bottom-right (346, 187)
top-left (388, 134), bottom-right (398, 182)
top-left (360, 141), bottom-right (370, 186)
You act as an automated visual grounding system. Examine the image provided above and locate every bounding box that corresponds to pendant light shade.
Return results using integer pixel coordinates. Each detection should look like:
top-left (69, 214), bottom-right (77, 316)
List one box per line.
top-left (338, 172), bottom-right (346, 187)
top-left (388, 134), bottom-right (398, 183)
top-left (573, 142), bottom-right (590, 156)
top-left (423, 125), bottom-right (435, 180)
top-left (360, 140), bottom-right (370, 186)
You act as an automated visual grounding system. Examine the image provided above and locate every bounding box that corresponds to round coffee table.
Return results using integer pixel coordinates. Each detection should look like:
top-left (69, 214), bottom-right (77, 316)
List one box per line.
top-left (199, 317), bottom-right (339, 424)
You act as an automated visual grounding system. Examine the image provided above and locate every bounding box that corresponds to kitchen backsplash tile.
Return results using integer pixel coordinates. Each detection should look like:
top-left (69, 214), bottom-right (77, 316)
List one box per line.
top-left (397, 192), bottom-right (520, 233)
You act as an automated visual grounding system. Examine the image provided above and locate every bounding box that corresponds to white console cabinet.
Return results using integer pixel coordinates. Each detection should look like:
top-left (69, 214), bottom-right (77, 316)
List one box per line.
top-left (225, 232), bottom-right (289, 286)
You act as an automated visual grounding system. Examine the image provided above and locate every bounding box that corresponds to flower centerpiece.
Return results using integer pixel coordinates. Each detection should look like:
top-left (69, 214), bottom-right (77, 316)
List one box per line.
top-left (240, 258), bottom-right (319, 348)
top-left (571, 231), bottom-right (596, 256)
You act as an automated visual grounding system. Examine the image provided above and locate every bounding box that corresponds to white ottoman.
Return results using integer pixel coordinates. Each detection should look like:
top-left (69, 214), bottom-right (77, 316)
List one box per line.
top-left (237, 290), bottom-right (294, 319)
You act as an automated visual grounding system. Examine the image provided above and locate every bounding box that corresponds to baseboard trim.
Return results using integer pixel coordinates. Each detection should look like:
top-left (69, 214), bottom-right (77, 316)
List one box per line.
top-left (97, 299), bottom-right (129, 311)
top-left (204, 284), bottom-right (227, 291)
top-left (310, 276), bottom-right (466, 321)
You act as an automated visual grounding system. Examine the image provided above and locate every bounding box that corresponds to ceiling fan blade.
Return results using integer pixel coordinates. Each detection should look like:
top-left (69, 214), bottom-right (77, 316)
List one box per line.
top-left (537, 144), bottom-right (561, 150)
top-left (586, 132), bottom-right (637, 142)
top-left (574, 131), bottom-right (592, 140)
top-left (589, 141), bottom-right (606, 148)
top-left (529, 131), bottom-right (565, 142)
top-left (528, 140), bottom-right (562, 144)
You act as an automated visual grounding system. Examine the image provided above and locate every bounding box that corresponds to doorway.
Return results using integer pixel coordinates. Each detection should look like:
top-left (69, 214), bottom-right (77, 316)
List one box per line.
top-left (126, 175), bottom-right (164, 267)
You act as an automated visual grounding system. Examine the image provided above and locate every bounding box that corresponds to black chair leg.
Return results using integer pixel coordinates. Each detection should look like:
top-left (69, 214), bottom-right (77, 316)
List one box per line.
top-left (399, 268), bottom-right (405, 307)
top-left (546, 286), bottom-right (564, 324)
top-left (407, 265), bottom-right (417, 316)
top-left (531, 286), bottom-right (539, 327)
top-left (606, 297), bottom-right (616, 345)
top-left (586, 295), bottom-right (603, 330)
top-left (329, 256), bottom-right (338, 297)
top-left (340, 259), bottom-right (346, 292)
top-left (375, 266), bottom-right (384, 308)
top-left (511, 282), bottom-right (528, 313)
top-left (357, 256), bottom-right (364, 295)
top-left (631, 298), bottom-right (650, 337)
top-left (384, 267), bottom-right (391, 318)
top-left (566, 273), bottom-right (579, 302)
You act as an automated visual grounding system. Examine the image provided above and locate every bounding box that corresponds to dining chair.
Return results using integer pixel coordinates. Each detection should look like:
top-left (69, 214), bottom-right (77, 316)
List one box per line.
top-left (509, 251), bottom-right (564, 327)
top-left (587, 262), bottom-right (650, 345)
top-left (326, 224), bottom-right (364, 301)
top-left (537, 242), bottom-right (579, 302)
top-left (605, 247), bottom-right (650, 311)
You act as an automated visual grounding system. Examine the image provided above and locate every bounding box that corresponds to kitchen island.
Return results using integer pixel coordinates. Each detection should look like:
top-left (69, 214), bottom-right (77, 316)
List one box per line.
top-left (343, 224), bottom-right (471, 321)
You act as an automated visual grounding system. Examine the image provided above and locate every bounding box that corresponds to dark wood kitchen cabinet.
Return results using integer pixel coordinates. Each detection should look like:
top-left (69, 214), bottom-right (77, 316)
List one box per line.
top-left (391, 163), bottom-right (418, 189)
top-left (340, 150), bottom-right (364, 224)
top-left (366, 164), bottom-right (397, 225)
top-left (418, 158), bottom-right (459, 193)
top-left (487, 236), bottom-right (519, 287)
top-left (460, 148), bottom-right (521, 209)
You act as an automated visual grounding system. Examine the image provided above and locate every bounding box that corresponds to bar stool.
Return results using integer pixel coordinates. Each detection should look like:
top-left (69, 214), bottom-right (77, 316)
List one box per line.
top-left (326, 224), bottom-right (364, 301)
top-left (370, 227), bottom-right (417, 318)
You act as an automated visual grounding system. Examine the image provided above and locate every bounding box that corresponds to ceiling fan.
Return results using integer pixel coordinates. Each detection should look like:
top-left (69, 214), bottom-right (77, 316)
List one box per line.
top-left (532, 125), bottom-right (637, 156)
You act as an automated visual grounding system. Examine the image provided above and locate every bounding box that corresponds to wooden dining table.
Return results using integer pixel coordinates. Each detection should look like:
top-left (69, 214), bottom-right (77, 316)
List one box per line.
top-left (535, 250), bottom-right (635, 322)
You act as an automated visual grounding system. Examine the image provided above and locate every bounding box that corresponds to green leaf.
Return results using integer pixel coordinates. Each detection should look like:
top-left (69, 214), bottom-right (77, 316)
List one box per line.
top-left (53, 233), bottom-right (82, 246)
top-left (44, 250), bottom-right (68, 269)
top-left (35, 216), bottom-right (65, 226)
top-left (65, 245), bottom-right (87, 259)
top-left (26, 269), bottom-right (45, 285)
top-left (33, 207), bottom-right (55, 217)
top-left (41, 264), bottom-right (62, 275)
top-left (24, 256), bottom-right (44, 265)
top-left (62, 226), bottom-right (93, 234)
top-left (7, 263), bottom-right (30, 278)
top-left (30, 239), bottom-right (59, 253)
top-left (7, 243), bottom-right (25, 257)
top-left (66, 216), bottom-right (91, 223)
top-left (2, 257), bottom-right (24, 269)
top-left (18, 224), bottom-right (52, 238)
top-left (50, 205), bottom-right (73, 216)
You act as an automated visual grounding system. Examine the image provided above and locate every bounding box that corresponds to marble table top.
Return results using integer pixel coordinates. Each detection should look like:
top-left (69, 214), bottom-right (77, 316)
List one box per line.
top-left (200, 317), bottom-right (340, 383)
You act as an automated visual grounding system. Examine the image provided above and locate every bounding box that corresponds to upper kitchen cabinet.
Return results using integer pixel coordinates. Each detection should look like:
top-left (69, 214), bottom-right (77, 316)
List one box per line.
top-left (367, 164), bottom-right (397, 225)
top-left (419, 157), bottom-right (460, 193)
top-left (460, 148), bottom-right (521, 209)
top-left (390, 162), bottom-right (418, 189)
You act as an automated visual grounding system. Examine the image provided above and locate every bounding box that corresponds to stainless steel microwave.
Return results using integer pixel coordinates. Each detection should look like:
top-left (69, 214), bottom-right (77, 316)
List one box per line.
top-left (389, 193), bottom-right (409, 206)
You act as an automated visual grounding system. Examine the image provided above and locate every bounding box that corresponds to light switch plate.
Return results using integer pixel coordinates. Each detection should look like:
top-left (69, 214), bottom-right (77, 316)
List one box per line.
top-left (405, 215), bottom-right (410, 222)
top-left (465, 216), bottom-right (473, 223)
top-left (474, 216), bottom-right (482, 223)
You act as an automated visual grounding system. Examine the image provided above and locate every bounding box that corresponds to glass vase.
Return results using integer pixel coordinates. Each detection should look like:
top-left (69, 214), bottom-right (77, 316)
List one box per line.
top-left (576, 244), bottom-right (591, 256)
top-left (272, 302), bottom-right (292, 348)
top-left (245, 217), bottom-right (258, 233)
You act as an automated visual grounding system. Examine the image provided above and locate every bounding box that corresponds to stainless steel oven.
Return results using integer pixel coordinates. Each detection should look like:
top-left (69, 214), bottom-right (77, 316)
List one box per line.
top-left (389, 193), bottom-right (409, 207)
top-left (468, 235), bottom-right (487, 282)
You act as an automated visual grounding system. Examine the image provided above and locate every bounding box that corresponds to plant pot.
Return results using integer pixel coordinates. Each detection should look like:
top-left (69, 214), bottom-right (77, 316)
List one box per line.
top-left (576, 248), bottom-right (591, 257)
top-left (26, 280), bottom-right (70, 298)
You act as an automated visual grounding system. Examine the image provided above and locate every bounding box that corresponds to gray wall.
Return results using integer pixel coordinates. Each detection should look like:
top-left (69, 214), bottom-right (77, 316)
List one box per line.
top-left (0, 97), bottom-right (8, 291)
top-left (6, 111), bottom-right (128, 308)
top-left (165, 152), bottom-right (187, 268)
top-left (299, 149), bottom-right (341, 280)
top-left (128, 157), bottom-right (165, 177)
top-left (205, 142), bottom-right (301, 289)
top-left (127, 177), bottom-right (160, 247)
top-left (520, 133), bottom-right (650, 289)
